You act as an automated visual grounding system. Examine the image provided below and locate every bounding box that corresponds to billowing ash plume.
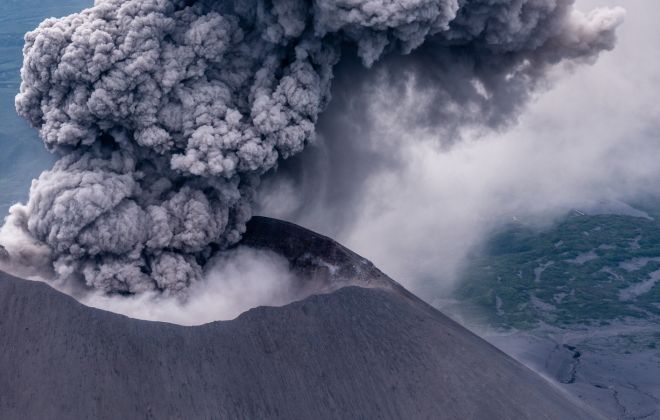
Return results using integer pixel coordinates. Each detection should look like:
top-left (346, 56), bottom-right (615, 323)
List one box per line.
top-left (1, 0), bottom-right (623, 295)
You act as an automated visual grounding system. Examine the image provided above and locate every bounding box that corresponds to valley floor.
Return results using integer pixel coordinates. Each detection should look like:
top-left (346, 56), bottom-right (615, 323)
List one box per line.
top-left (484, 322), bottom-right (660, 420)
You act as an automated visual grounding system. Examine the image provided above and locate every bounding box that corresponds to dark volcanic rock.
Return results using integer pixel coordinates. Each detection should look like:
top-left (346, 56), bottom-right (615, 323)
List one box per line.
top-left (0, 217), bottom-right (601, 420)
top-left (241, 216), bottom-right (409, 299)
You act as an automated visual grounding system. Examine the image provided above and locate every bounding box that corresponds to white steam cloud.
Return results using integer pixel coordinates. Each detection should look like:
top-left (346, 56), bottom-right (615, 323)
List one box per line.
top-left (260, 0), bottom-right (659, 301)
top-left (79, 246), bottom-right (299, 325)
top-left (0, 0), bottom-right (623, 298)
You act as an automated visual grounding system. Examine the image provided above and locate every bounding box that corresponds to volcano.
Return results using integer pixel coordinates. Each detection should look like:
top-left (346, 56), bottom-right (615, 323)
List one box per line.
top-left (0, 217), bottom-right (601, 419)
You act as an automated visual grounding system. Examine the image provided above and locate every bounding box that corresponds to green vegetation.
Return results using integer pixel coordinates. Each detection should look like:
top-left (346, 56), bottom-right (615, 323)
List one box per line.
top-left (454, 212), bottom-right (660, 329)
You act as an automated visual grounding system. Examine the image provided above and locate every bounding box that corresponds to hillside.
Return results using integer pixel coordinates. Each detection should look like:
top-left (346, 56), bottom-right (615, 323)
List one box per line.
top-left (0, 217), bottom-right (599, 420)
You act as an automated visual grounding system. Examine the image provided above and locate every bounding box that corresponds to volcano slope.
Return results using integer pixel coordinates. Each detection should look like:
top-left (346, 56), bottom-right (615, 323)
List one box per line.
top-left (0, 217), bottom-right (601, 420)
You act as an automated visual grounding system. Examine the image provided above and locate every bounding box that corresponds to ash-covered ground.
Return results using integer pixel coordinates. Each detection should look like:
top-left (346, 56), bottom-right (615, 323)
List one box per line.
top-left (0, 217), bottom-right (602, 420)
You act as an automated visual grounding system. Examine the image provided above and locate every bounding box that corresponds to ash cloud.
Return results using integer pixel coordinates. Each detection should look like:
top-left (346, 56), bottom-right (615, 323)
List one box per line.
top-left (0, 0), bottom-right (623, 296)
top-left (262, 0), bottom-right (660, 302)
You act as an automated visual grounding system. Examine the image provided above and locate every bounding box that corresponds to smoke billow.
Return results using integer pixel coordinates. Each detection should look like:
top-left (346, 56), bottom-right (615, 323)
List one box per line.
top-left (0, 0), bottom-right (623, 297)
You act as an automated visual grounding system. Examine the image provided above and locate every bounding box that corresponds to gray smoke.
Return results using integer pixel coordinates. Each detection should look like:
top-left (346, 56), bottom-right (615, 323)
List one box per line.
top-left (1, 0), bottom-right (623, 295)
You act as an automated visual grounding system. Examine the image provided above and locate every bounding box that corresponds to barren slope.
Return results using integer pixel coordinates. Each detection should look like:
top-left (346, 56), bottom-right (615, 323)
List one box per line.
top-left (0, 217), bottom-right (601, 419)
